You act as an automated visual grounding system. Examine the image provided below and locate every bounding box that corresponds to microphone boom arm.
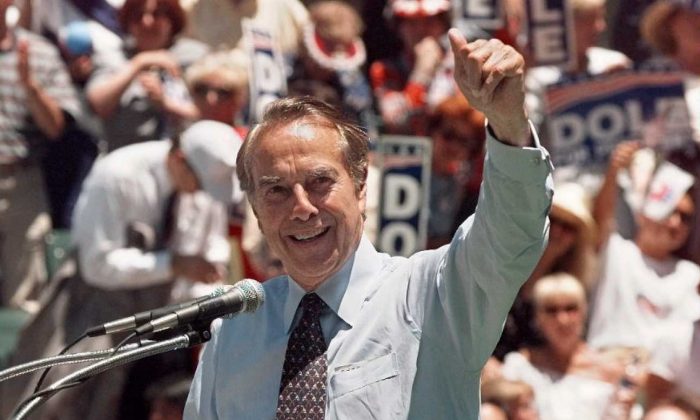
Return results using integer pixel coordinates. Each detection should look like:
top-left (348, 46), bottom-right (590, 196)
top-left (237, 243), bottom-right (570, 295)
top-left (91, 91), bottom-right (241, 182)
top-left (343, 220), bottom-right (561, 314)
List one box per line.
top-left (11, 328), bottom-right (211, 420)
top-left (0, 341), bottom-right (150, 383)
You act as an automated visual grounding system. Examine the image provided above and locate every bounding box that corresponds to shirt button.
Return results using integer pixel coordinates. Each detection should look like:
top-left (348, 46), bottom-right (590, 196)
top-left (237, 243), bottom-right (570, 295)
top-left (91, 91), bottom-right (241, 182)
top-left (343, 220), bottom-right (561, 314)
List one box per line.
top-left (532, 156), bottom-right (541, 164)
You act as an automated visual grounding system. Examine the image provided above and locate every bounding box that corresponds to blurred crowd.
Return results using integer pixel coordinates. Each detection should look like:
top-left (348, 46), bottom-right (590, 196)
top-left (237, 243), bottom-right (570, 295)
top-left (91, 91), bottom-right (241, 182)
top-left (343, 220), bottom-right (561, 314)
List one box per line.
top-left (0, 0), bottom-right (698, 419)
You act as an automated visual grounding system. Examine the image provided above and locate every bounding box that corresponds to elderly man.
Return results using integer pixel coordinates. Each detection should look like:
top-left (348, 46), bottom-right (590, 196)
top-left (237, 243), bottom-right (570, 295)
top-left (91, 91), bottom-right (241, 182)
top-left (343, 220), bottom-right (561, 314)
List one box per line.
top-left (185, 29), bottom-right (553, 419)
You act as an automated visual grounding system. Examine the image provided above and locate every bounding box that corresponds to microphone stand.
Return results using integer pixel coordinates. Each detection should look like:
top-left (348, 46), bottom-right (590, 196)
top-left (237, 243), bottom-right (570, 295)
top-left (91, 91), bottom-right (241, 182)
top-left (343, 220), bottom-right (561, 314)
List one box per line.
top-left (0, 342), bottom-right (149, 383)
top-left (11, 327), bottom-right (212, 420)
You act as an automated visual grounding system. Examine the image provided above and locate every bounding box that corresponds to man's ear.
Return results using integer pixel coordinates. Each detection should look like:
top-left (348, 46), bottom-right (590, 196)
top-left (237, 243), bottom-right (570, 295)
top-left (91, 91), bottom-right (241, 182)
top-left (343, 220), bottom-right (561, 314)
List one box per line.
top-left (356, 166), bottom-right (369, 202)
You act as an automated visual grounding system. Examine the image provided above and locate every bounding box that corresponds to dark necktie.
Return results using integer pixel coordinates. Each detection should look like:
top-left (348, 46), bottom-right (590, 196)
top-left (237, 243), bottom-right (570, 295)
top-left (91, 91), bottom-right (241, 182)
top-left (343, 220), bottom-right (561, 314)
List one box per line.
top-left (276, 293), bottom-right (328, 419)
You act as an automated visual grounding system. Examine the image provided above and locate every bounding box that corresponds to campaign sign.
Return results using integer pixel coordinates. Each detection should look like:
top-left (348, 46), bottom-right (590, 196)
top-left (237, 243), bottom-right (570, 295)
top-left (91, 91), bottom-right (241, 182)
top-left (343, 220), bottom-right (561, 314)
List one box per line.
top-left (376, 136), bottom-right (432, 257)
top-left (243, 20), bottom-right (287, 123)
top-left (544, 71), bottom-right (692, 170)
top-left (455, 0), bottom-right (503, 29)
top-left (525, 0), bottom-right (575, 68)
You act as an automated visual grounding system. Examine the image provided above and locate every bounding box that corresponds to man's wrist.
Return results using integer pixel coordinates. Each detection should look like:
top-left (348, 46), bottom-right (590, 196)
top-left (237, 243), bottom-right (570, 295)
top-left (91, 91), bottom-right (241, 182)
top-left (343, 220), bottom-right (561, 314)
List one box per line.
top-left (488, 114), bottom-right (532, 147)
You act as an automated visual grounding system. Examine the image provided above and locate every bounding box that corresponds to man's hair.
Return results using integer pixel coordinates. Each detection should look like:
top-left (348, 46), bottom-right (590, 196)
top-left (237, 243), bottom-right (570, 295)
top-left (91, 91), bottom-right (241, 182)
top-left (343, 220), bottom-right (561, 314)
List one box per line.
top-left (236, 96), bottom-right (369, 194)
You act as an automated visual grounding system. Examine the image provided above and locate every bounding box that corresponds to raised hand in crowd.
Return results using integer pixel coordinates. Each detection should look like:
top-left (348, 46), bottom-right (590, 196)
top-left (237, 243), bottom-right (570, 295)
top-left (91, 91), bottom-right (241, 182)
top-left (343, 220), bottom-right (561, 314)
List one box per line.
top-left (593, 140), bottom-right (642, 246)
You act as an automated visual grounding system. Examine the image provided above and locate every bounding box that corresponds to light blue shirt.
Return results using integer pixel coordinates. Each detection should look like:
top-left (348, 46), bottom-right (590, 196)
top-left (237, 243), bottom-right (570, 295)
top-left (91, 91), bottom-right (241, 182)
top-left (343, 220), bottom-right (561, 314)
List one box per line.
top-left (185, 128), bottom-right (554, 419)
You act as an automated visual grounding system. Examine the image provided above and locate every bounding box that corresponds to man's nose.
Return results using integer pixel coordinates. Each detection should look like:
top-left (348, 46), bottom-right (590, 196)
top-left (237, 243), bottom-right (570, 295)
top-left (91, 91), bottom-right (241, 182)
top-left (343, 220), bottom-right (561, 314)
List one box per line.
top-left (290, 184), bottom-right (318, 221)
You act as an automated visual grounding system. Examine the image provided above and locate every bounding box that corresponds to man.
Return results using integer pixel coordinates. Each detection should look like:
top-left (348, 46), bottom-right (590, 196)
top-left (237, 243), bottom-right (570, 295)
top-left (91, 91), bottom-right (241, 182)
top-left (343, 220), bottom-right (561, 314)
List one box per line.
top-left (185, 29), bottom-right (553, 419)
top-left (0, 0), bottom-right (81, 310)
top-left (0, 120), bottom-right (243, 419)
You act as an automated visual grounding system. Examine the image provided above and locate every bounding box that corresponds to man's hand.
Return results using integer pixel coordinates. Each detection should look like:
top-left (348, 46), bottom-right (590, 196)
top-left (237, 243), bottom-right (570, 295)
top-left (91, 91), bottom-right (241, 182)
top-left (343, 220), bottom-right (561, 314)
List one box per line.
top-left (448, 29), bottom-right (529, 146)
top-left (172, 254), bottom-right (226, 284)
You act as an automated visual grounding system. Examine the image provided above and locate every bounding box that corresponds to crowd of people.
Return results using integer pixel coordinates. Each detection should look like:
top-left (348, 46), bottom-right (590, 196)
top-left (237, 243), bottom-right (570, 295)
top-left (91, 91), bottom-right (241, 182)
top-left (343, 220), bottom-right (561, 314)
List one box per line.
top-left (0, 0), bottom-right (698, 419)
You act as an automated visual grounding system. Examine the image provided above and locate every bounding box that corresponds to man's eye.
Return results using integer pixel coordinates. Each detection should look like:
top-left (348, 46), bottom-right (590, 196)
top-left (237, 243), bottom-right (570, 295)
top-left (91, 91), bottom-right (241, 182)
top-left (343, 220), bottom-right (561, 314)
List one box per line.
top-left (265, 186), bottom-right (288, 199)
top-left (311, 177), bottom-right (334, 190)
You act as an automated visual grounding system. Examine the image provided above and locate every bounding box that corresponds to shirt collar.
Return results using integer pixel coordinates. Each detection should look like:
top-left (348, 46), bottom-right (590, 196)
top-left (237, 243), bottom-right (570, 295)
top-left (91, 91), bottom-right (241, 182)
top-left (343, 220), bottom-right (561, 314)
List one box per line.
top-left (282, 235), bottom-right (384, 333)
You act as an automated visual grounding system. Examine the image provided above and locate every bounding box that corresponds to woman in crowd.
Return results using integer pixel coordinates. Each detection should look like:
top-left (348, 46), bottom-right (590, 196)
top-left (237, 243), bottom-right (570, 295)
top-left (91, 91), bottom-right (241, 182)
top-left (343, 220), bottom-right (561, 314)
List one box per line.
top-left (502, 273), bottom-right (639, 420)
top-left (87, 0), bottom-right (204, 151)
top-left (185, 49), bottom-right (249, 128)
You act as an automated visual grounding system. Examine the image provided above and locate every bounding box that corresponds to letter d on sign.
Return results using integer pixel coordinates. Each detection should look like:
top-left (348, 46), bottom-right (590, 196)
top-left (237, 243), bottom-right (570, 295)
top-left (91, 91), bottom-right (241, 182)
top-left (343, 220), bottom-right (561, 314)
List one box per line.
top-left (383, 174), bottom-right (421, 219)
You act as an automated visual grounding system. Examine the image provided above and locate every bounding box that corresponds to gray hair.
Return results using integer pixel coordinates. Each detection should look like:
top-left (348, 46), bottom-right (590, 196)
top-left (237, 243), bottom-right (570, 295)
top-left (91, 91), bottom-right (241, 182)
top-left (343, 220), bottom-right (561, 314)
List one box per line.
top-left (236, 96), bottom-right (369, 195)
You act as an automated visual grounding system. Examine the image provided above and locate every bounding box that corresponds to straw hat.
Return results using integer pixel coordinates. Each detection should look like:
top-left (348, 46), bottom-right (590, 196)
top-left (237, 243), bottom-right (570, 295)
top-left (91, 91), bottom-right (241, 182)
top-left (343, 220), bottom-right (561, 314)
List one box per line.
top-left (640, 0), bottom-right (686, 55)
top-left (550, 182), bottom-right (597, 246)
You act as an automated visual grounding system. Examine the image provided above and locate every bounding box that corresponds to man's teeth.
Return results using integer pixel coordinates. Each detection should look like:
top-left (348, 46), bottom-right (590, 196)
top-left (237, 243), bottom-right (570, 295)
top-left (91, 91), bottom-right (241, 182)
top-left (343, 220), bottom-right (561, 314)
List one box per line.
top-left (293, 228), bottom-right (326, 241)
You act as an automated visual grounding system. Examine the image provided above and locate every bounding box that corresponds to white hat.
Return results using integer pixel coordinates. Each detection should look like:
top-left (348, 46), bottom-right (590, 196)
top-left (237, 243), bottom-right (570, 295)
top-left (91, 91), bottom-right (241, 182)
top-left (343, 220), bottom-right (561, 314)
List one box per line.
top-left (179, 120), bottom-right (243, 205)
top-left (642, 161), bottom-right (694, 221)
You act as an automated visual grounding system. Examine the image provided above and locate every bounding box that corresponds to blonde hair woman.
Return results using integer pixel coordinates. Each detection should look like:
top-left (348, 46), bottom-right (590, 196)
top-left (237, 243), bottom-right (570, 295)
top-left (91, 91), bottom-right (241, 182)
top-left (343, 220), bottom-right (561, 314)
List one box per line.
top-left (502, 273), bottom-right (639, 420)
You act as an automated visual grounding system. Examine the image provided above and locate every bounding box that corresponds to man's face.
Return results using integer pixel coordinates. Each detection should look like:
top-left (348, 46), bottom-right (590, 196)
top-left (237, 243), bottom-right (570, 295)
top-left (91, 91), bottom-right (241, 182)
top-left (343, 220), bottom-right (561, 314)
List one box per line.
top-left (249, 119), bottom-right (366, 290)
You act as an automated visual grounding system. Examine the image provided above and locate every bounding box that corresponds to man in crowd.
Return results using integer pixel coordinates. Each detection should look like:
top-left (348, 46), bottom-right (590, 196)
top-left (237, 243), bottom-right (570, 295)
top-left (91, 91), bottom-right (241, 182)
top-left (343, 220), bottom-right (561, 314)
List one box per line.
top-left (1, 120), bottom-right (243, 419)
top-left (0, 0), bottom-right (80, 311)
top-left (185, 29), bottom-right (553, 419)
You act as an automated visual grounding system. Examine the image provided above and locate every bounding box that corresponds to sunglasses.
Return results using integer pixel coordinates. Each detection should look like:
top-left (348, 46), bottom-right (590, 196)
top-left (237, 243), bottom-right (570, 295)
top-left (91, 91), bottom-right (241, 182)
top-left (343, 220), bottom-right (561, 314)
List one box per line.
top-left (192, 84), bottom-right (236, 100)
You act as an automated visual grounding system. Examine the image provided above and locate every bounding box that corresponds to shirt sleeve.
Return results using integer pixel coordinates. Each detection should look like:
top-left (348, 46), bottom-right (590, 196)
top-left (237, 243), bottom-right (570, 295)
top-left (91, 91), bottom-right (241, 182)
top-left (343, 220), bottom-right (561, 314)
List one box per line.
top-left (27, 33), bottom-right (81, 120)
top-left (433, 121), bottom-right (553, 371)
top-left (71, 180), bottom-right (174, 290)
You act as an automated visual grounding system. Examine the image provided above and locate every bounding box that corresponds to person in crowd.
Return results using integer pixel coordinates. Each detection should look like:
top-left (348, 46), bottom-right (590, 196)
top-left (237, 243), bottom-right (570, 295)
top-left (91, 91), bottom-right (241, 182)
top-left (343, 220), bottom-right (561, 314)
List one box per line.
top-left (369, 0), bottom-right (453, 135)
top-left (18, 0), bottom-right (123, 56)
top-left (184, 48), bottom-right (249, 128)
top-left (86, 0), bottom-right (205, 151)
top-left (0, 120), bottom-right (243, 420)
top-left (640, 0), bottom-right (700, 143)
top-left (494, 182), bottom-right (598, 359)
top-left (288, 0), bottom-right (375, 133)
top-left (425, 93), bottom-right (485, 249)
top-left (42, 21), bottom-right (101, 230)
top-left (525, 0), bottom-right (632, 156)
top-left (645, 283), bottom-right (700, 416)
top-left (588, 141), bottom-right (700, 352)
top-left (641, 0), bottom-right (700, 267)
top-left (481, 378), bottom-right (539, 420)
top-left (0, 0), bottom-right (80, 311)
top-left (185, 29), bottom-right (553, 419)
top-left (502, 272), bottom-right (638, 420)
top-left (184, 0), bottom-right (308, 61)
top-left (184, 48), bottom-right (268, 282)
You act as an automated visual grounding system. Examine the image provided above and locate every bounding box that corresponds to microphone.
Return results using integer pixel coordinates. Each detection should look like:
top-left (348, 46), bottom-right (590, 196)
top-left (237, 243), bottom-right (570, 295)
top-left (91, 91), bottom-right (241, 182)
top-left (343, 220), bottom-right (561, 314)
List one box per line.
top-left (134, 279), bottom-right (264, 335)
top-left (85, 286), bottom-right (234, 337)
